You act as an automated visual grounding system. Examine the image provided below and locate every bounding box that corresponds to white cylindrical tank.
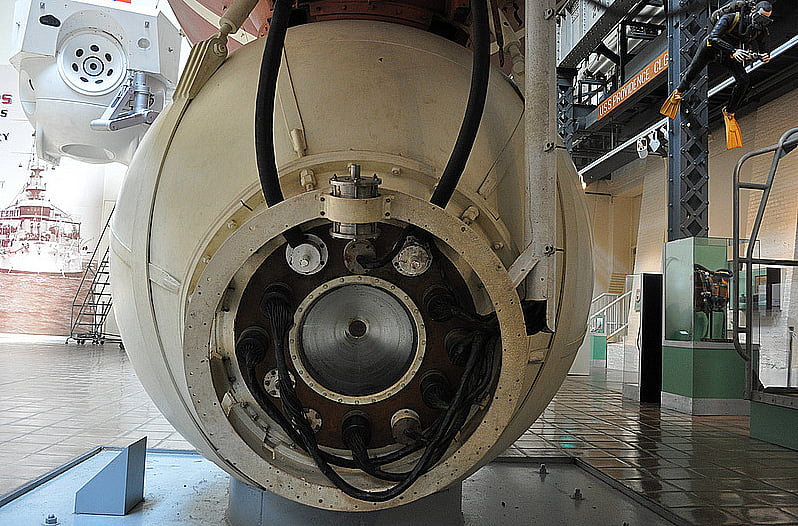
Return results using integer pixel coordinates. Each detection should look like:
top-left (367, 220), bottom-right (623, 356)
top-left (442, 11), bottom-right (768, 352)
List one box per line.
top-left (111, 20), bottom-right (592, 511)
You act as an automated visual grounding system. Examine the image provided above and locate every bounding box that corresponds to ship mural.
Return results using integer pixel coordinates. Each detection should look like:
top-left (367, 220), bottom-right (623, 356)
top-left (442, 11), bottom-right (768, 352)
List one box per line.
top-left (0, 158), bottom-right (85, 275)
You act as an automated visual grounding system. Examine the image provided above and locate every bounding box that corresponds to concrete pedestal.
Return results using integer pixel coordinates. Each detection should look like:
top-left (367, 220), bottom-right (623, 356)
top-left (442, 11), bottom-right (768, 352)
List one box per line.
top-left (227, 477), bottom-right (464, 526)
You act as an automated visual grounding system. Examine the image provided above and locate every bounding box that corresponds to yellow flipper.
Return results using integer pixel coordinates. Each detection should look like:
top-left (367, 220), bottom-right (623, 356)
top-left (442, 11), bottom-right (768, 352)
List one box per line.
top-left (723, 109), bottom-right (742, 149)
top-left (660, 89), bottom-right (683, 119)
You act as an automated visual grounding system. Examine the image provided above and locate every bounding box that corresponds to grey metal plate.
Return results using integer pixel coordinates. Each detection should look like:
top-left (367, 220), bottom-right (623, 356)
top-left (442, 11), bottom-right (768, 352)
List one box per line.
top-left (0, 451), bottom-right (675, 525)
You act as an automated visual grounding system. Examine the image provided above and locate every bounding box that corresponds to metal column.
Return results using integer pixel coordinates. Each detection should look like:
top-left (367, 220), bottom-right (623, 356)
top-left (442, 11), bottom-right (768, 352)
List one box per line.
top-left (666, 0), bottom-right (709, 240)
top-left (524, 0), bottom-right (557, 324)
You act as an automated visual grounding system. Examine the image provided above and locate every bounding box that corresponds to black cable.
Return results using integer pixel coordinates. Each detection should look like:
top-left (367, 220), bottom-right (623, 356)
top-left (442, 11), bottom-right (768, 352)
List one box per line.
top-left (278, 313), bottom-right (487, 501)
top-left (429, 0), bottom-right (491, 209)
top-left (254, 0), bottom-right (304, 247)
top-left (345, 432), bottom-right (410, 482)
top-left (255, 281), bottom-right (499, 501)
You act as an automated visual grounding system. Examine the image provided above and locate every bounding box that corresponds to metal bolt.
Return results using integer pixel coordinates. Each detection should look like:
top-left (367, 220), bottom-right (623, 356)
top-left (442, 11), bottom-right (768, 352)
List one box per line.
top-left (391, 167), bottom-right (402, 176)
top-left (44, 515), bottom-right (58, 525)
top-left (571, 488), bottom-right (583, 500)
top-left (492, 242), bottom-right (504, 251)
top-left (213, 41), bottom-right (227, 57)
top-left (539, 463), bottom-right (548, 474)
top-left (544, 8), bottom-right (555, 19)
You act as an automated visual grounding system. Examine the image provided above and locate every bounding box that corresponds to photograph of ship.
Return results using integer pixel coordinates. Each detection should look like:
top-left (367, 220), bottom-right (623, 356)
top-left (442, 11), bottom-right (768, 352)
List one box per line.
top-left (0, 157), bottom-right (84, 275)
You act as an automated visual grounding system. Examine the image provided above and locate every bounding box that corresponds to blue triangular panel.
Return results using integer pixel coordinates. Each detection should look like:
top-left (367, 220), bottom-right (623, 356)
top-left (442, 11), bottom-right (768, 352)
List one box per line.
top-left (74, 437), bottom-right (147, 516)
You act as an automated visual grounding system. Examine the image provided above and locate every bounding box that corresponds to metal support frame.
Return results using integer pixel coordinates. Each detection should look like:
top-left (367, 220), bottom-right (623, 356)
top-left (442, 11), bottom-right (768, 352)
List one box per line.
top-left (90, 71), bottom-right (160, 131)
top-left (557, 67), bottom-right (578, 152)
top-left (666, 0), bottom-right (709, 240)
top-left (732, 127), bottom-right (798, 406)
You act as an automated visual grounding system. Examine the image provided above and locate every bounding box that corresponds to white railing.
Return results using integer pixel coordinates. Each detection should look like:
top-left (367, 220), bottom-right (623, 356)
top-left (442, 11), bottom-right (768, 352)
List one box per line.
top-left (589, 289), bottom-right (633, 342)
top-left (590, 292), bottom-right (618, 316)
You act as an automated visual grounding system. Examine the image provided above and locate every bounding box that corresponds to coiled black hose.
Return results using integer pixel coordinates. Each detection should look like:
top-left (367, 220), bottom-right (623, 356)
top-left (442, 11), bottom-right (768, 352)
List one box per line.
top-left (254, 0), bottom-right (304, 247)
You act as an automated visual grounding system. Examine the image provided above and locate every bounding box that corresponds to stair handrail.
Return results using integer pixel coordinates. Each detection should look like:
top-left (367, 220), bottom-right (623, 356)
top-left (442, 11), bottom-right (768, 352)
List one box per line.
top-left (68, 206), bottom-right (115, 341)
top-left (589, 289), bottom-right (633, 342)
top-left (591, 289), bottom-right (632, 319)
top-left (589, 292), bottom-right (618, 315)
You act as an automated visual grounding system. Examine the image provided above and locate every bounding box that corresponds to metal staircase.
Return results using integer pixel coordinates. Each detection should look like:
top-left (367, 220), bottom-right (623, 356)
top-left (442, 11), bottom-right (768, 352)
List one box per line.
top-left (67, 210), bottom-right (121, 346)
top-left (588, 275), bottom-right (634, 343)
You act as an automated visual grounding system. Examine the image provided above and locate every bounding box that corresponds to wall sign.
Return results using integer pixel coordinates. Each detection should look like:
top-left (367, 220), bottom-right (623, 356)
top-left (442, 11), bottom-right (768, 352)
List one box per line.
top-left (597, 49), bottom-right (668, 121)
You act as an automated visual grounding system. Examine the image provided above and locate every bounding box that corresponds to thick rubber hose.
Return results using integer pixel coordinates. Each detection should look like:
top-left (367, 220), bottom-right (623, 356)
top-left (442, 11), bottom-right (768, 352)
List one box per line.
top-left (254, 0), bottom-right (304, 247)
top-left (429, 0), bottom-right (491, 209)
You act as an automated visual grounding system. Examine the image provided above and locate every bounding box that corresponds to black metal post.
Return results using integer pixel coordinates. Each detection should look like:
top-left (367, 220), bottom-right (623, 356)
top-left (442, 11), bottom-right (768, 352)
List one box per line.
top-left (667, 0), bottom-right (710, 240)
top-left (556, 67), bottom-right (578, 152)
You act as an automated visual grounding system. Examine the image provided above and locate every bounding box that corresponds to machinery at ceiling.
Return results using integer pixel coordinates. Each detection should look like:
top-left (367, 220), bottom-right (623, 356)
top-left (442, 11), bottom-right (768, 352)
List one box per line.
top-left (9, 0), bottom-right (181, 164)
top-left (110, 0), bottom-right (593, 512)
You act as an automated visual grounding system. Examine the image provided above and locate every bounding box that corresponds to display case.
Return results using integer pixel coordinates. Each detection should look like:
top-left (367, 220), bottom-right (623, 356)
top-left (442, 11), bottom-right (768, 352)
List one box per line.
top-left (664, 237), bottom-right (732, 342)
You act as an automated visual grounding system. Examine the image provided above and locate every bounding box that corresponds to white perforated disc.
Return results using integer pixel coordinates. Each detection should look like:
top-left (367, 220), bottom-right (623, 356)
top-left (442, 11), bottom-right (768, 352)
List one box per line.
top-left (57, 30), bottom-right (128, 96)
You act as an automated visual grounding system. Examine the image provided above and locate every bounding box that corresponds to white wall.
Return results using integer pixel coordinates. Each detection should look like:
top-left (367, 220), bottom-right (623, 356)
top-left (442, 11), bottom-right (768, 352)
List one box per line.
top-left (709, 88), bottom-right (798, 385)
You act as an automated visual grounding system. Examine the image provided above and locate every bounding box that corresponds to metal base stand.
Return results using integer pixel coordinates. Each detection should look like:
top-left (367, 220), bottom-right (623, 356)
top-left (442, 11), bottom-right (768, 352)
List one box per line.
top-left (227, 477), bottom-right (464, 526)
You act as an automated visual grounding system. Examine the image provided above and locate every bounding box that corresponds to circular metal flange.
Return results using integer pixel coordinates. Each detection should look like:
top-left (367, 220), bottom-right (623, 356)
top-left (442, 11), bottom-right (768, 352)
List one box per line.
top-left (288, 275), bottom-right (427, 405)
top-left (304, 408), bottom-right (323, 433)
top-left (343, 239), bottom-right (376, 274)
top-left (393, 241), bottom-right (432, 277)
top-left (285, 233), bottom-right (328, 275)
top-left (56, 30), bottom-right (127, 96)
top-left (183, 189), bottom-right (528, 510)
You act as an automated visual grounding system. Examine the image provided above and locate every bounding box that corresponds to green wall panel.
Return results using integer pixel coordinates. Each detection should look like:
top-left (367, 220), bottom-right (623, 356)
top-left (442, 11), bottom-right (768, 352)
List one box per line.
top-left (692, 349), bottom-right (746, 399)
top-left (662, 345), bottom-right (746, 399)
top-left (590, 336), bottom-right (607, 360)
top-left (662, 346), bottom-right (693, 397)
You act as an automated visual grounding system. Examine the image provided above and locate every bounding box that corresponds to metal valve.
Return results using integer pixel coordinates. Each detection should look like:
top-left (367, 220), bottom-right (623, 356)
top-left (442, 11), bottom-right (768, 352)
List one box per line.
top-left (329, 164), bottom-right (382, 240)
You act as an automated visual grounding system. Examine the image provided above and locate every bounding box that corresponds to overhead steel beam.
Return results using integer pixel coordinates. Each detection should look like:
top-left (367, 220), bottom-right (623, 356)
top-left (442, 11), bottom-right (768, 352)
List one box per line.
top-left (577, 34), bottom-right (798, 181)
top-left (557, 0), bottom-right (639, 68)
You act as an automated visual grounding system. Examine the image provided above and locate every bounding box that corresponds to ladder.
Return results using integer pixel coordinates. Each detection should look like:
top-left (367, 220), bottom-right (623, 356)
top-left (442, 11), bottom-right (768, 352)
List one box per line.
top-left (67, 210), bottom-right (122, 346)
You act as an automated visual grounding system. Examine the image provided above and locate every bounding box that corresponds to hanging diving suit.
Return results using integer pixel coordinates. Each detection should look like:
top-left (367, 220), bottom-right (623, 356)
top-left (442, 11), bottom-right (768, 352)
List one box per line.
top-left (660, 5), bottom-right (771, 148)
top-left (676, 10), bottom-right (770, 114)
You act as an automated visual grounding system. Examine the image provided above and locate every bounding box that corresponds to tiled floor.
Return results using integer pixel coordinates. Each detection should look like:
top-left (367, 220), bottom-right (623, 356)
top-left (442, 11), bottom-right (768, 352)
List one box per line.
top-left (0, 333), bottom-right (190, 494)
top-left (0, 333), bottom-right (797, 525)
top-left (508, 369), bottom-right (798, 525)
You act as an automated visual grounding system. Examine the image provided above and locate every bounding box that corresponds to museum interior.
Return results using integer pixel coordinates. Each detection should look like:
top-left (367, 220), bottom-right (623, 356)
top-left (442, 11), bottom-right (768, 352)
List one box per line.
top-left (0, 0), bottom-right (797, 524)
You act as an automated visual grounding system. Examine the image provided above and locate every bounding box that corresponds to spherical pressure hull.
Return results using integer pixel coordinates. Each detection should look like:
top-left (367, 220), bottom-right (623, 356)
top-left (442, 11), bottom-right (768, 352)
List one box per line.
top-left (110, 20), bottom-right (592, 511)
